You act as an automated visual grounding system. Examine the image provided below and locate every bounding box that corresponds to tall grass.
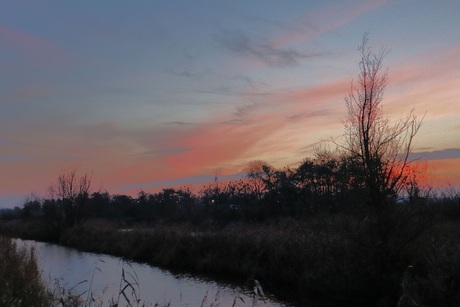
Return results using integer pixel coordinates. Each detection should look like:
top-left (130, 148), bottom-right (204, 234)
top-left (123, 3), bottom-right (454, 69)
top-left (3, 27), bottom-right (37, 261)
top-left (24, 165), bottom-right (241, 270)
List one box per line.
top-left (3, 193), bottom-right (460, 306)
top-left (0, 236), bottom-right (52, 306)
top-left (56, 210), bottom-right (460, 306)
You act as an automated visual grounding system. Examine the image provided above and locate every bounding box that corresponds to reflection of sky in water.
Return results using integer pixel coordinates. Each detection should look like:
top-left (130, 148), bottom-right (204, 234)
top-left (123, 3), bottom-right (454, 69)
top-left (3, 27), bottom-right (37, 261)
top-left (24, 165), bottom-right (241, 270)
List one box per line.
top-left (16, 239), bottom-right (286, 306)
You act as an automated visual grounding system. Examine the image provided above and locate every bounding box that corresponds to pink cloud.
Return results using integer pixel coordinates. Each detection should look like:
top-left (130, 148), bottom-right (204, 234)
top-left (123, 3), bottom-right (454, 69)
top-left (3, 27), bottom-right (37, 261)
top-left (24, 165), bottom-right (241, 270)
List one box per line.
top-left (219, 0), bottom-right (389, 72)
top-left (0, 23), bottom-right (70, 69)
top-left (281, 78), bottom-right (350, 105)
top-left (152, 77), bottom-right (352, 181)
top-left (272, 0), bottom-right (389, 48)
top-left (161, 118), bottom-right (283, 177)
top-left (76, 78), bottom-right (351, 193)
top-left (384, 45), bottom-right (460, 116)
top-left (390, 46), bottom-right (460, 86)
top-left (0, 24), bottom-right (47, 48)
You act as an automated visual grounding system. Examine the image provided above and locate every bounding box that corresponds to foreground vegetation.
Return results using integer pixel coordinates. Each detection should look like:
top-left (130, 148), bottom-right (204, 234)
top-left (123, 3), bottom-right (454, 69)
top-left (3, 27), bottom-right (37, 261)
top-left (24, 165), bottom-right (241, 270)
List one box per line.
top-left (0, 236), bottom-right (83, 306)
top-left (56, 204), bottom-right (460, 306)
top-left (1, 192), bottom-right (460, 306)
top-left (0, 236), bottom-right (51, 306)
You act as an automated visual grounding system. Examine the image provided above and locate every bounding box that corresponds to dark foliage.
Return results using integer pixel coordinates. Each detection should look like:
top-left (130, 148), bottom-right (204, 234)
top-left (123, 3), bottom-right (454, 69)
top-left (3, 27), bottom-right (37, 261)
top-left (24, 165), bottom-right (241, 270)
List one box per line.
top-left (1, 157), bottom-right (459, 306)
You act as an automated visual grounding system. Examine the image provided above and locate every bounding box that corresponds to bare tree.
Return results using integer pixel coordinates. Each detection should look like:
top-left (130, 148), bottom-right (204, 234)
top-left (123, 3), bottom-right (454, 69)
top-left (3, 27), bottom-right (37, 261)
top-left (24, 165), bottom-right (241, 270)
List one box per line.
top-left (49, 168), bottom-right (92, 226)
top-left (343, 34), bottom-right (423, 211)
top-left (245, 160), bottom-right (275, 200)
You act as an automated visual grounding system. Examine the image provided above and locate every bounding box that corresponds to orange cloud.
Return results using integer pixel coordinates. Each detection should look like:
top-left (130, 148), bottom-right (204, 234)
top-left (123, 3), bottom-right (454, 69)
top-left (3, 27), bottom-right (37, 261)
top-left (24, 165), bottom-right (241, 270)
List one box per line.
top-left (426, 158), bottom-right (460, 188)
top-left (161, 115), bottom-right (284, 178)
top-left (153, 77), bottom-right (353, 183)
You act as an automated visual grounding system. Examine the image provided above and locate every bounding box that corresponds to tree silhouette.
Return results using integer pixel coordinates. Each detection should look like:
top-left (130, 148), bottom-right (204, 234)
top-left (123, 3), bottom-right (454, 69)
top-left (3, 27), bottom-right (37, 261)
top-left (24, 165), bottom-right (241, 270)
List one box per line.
top-left (342, 34), bottom-right (423, 212)
top-left (48, 168), bottom-right (92, 226)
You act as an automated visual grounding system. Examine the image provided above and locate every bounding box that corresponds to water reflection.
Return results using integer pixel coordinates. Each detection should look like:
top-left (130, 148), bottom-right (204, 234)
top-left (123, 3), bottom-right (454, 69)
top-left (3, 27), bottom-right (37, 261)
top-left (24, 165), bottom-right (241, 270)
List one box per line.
top-left (16, 239), bottom-right (286, 306)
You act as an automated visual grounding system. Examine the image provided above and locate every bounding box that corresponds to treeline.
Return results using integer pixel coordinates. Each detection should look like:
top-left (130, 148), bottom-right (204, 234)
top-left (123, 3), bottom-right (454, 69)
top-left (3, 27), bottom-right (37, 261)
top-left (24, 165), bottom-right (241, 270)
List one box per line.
top-left (1, 159), bottom-right (459, 306)
top-left (1, 152), bottom-right (459, 237)
top-left (0, 153), bottom-right (408, 231)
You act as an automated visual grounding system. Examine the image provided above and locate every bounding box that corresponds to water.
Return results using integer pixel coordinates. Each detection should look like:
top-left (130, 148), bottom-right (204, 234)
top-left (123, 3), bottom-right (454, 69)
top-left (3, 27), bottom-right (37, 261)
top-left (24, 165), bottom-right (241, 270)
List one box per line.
top-left (15, 239), bottom-right (287, 306)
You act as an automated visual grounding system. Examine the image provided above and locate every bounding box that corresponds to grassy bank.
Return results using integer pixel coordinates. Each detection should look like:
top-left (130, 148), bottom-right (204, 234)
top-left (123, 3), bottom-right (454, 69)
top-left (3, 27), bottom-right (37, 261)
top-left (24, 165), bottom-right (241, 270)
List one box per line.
top-left (2, 205), bottom-right (460, 306)
top-left (0, 236), bottom-right (79, 306)
top-left (52, 212), bottom-right (460, 307)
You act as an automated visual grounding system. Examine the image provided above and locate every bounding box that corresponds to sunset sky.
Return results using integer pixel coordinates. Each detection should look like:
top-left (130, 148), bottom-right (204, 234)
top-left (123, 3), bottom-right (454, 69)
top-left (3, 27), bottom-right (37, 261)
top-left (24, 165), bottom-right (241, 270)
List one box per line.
top-left (1, 0), bottom-right (460, 207)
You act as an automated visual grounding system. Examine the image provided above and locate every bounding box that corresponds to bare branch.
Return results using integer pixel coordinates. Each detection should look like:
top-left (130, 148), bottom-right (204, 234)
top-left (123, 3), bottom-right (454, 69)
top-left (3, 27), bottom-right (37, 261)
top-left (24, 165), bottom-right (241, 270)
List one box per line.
top-left (340, 34), bottom-right (423, 208)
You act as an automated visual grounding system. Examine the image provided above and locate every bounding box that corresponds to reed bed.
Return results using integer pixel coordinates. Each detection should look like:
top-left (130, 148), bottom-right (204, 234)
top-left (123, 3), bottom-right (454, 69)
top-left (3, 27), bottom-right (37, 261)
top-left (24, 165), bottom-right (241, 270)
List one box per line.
top-left (2, 207), bottom-right (460, 306)
top-left (0, 236), bottom-right (52, 306)
top-left (54, 214), bottom-right (460, 306)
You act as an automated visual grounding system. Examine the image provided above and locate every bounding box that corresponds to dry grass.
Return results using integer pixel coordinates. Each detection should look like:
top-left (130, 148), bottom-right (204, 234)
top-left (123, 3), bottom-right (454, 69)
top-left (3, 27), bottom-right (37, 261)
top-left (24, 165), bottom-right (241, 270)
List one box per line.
top-left (0, 236), bottom-right (52, 306)
top-left (0, 236), bottom-right (86, 306)
top-left (2, 199), bottom-right (460, 306)
top-left (55, 212), bottom-right (460, 306)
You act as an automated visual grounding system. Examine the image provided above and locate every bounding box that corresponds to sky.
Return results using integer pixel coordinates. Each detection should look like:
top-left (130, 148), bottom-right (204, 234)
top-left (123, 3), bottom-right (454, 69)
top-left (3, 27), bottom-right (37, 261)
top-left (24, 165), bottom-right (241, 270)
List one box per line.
top-left (1, 0), bottom-right (460, 207)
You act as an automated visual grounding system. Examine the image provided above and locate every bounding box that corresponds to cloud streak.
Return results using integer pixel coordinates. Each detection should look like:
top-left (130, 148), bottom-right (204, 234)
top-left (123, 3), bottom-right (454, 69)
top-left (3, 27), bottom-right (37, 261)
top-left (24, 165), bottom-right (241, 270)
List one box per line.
top-left (154, 76), bottom-right (353, 180)
top-left (214, 28), bottom-right (308, 67)
top-left (271, 0), bottom-right (389, 48)
top-left (411, 148), bottom-right (460, 161)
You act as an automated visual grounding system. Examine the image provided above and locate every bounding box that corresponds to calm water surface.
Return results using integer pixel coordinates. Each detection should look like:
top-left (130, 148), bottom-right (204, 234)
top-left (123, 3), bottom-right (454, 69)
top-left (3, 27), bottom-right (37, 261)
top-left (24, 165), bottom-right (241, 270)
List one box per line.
top-left (16, 239), bottom-right (287, 306)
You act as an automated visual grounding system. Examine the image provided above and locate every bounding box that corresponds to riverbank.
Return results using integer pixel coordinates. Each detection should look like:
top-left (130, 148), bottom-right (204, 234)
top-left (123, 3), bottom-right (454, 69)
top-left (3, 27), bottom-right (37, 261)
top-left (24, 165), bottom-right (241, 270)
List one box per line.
top-left (2, 210), bottom-right (460, 306)
top-left (60, 219), bottom-right (305, 304)
top-left (0, 236), bottom-right (51, 306)
top-left (0, 236), bottom-right (83, 306)
top-left (17, 238), bottom-right (277, 307)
